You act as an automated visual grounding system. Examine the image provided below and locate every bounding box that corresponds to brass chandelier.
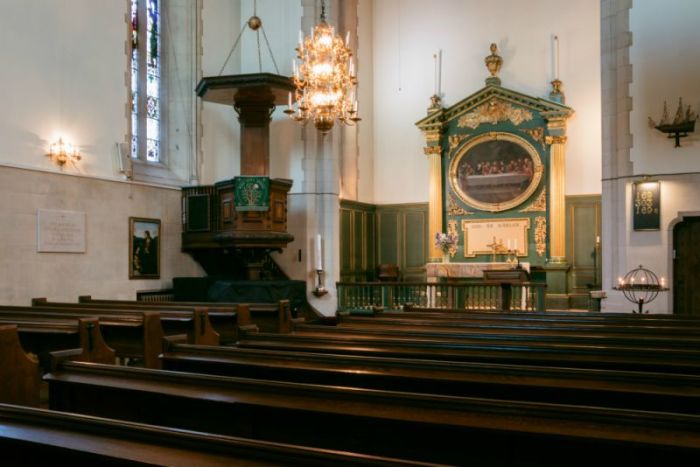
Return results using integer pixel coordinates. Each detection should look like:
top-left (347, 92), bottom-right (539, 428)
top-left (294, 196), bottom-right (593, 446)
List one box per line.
top-left (285, 1), bottom-right (359, 134)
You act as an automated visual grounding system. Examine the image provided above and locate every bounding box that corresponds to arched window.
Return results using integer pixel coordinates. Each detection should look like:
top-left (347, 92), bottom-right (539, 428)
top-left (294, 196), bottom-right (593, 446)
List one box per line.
top-left (130, 0), bottom-right (161, 163)
top-left (127, 0), bottom-right (199, 186)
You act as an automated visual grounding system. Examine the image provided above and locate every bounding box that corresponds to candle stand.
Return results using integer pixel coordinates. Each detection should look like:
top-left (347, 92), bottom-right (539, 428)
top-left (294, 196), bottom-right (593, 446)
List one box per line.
top-left (312, 269), bottom-right (328, 297)
top-left (613, 265), bottom-right (668, 314)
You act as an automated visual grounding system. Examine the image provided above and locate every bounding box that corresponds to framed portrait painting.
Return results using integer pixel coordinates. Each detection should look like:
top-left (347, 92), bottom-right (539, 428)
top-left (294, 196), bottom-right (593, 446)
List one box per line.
top-left (129, 217), bottom-right (160, 279)
top-left (449, 132), bottom-right (543, 212)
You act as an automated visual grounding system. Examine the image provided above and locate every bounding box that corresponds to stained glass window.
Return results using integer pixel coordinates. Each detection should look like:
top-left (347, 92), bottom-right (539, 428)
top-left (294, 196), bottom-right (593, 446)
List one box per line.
top-left (130, 0), bottom-right (161, 162)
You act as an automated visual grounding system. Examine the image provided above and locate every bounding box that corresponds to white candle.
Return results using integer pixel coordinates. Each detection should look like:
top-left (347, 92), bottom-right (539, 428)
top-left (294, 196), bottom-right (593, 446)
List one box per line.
top-left (507, 240), bottom-right (512, 250)
top-left (514, 239), bottom-right (518, 251)
top-left (596, 235), bottom-right (600, 244)
top-left (553, 35), bottom-right (560, 80)
top-left (433, 53), bottom-right (438, 95)
top-left (298, 30), bottom-right (304, 51)
top-left (345, 31), bottom-right (350, 46)
top-left (438, 49), bottom-right (442, 95)
top-left (618, 277), bottom-right (623, 285)
top-left (287, 92), bottom-right (292, 109)
top-left (315, 234), bottom-right (323, 271)
top-left (660, 277), bottom-right (666, 287)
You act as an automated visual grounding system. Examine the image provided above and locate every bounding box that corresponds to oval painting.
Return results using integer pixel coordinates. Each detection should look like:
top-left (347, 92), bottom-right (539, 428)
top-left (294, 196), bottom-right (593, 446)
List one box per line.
top-left (449, 132), bottom-right (542, 212)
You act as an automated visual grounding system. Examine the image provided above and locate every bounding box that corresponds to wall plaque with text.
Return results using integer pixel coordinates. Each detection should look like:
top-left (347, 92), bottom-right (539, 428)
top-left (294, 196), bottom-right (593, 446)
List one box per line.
top-left (37, 209), bottom-right (86, 253)
top-left (633, 181), bottom-right (660, 231)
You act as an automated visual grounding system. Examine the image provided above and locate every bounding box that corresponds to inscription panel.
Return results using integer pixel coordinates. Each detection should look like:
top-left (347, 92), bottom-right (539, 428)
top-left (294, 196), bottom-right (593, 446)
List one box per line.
top-left (37, 209), bottom-right (86, 253)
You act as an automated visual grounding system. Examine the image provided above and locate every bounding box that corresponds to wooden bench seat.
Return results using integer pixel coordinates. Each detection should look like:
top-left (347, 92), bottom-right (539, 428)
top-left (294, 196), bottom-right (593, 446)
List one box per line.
top-left (44, 360), bottom-right (700, 466)
top-left (0, 404), bottom-right (434, 467)
top-left (294, 322), bottom-right (700, 349)
top-left (236, 331), bottom-right (700, 374)
top-left (78, 295), bottom-right (294, 334)
top-left (160, 342), bottom-right (700, 414)
top-left (0, 316), bottom-right (115, 372)
top-left (30, 300), bottom-right (221, 345)
top-left (0, 309), bottom-right (166, 368)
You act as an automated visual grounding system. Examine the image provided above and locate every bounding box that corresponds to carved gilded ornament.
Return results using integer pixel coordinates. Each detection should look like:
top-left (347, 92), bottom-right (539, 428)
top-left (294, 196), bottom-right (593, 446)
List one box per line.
top-left (423, 130), bottom-right (441, 144)
top-left (534, 216), bottom-right (547, 257)
top-left (545, 135), bottom-right (567, 145)
top-left (520, 188), bottom-right (547, 212)
top-left (447, 194), bottom-right (473, 216)
top-left (449, 134), bottom-right (468, 151)
top-left (424, 146), bottom-right (441, 156)
top-left (447, 220), bottom-right (459, 258)
top-left (458, 98), bottom-right (533, 129)
top-left (520, 127), bottom-right (545, 149)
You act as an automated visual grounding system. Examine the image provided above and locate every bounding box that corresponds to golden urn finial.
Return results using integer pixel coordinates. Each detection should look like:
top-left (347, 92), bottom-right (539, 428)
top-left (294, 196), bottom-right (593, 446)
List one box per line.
top-left (485, 43), bottom-right (503, 85)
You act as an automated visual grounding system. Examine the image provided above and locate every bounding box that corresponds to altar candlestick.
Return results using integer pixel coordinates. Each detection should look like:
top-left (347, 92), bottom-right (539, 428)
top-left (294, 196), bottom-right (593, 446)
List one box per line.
top-left (315, 234), bottom-right (323, 271)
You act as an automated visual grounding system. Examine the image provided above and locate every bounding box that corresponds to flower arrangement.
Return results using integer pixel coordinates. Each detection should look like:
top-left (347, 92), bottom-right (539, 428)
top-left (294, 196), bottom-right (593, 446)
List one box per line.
top-left (434, 231), bottom-right (459, 256)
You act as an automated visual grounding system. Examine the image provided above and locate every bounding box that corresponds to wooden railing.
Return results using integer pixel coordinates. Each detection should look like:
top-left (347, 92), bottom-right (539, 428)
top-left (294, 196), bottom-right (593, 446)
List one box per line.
top-left (336, 281), bottom-right (547, 312)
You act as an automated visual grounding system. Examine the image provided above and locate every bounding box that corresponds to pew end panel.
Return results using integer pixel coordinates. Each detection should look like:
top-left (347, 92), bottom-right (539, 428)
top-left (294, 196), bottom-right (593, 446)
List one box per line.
top-left (192, 308), bottom-right (220, 346)
top-left (0, 325), bottom-right (40, 407)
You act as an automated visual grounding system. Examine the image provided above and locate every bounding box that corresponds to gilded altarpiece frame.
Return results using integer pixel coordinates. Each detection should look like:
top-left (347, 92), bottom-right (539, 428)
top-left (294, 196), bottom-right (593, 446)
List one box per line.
top-left (416, 73), bottom-right (572, 267)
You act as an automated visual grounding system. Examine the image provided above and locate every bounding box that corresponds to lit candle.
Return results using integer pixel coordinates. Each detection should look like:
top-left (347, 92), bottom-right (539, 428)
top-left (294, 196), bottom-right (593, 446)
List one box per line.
top-left (315, 234), bottom-right (323, 271)
top-left (298, 30), bottom-right (304, 51)
top-left (618, 277), bottom-right (623, 286)
top-left (660, 277), bottom-right (666, 287)
top-left (631, 277), bottom-right (635, 284)
top-left (345, 31), bottom-right (350, 46)
top-left (292, 60), bottom-right (298, 78)
top-left (596, 235), bottom-right (600, 244)
top-left (287, 92), bottom-right (293, 109)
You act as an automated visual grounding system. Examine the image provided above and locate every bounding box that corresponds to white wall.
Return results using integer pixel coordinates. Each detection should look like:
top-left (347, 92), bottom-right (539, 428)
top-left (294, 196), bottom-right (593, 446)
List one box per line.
top-left (0, 166), bottom-right (202, 305)
top-left (0, 0), bottom-right (127, 178)
top-left (369, 0), bottom-right (601, 204)
top-left (0, 1), bottom-right (202, 304)
top-left (609, 0), bottom-right (700, 313)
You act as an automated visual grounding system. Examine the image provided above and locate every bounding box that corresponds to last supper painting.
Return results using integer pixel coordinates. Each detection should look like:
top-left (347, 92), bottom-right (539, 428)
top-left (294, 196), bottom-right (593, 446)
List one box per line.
top-left (450, 133), bottom-right (542, 212)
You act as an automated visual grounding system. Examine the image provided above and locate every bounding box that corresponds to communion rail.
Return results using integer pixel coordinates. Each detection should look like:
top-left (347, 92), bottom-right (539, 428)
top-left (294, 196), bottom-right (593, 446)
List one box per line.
top-left (336, 281), bottom-right (547, 313)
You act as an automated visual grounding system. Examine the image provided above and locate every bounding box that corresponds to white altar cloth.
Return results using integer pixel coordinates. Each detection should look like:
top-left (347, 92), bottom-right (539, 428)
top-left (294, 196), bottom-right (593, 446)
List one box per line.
top-left (426, 262), bottom-right (530, 280)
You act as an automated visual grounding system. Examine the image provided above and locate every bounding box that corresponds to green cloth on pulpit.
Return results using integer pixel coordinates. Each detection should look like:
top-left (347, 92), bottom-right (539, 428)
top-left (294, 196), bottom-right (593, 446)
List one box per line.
top-left (233, 176), bottom-right (270, 211)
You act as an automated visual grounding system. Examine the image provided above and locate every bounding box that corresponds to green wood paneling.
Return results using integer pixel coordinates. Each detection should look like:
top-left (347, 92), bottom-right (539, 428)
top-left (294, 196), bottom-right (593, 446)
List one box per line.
top-left (566, 195), bottom-right (601, 293)
top-left (340, 201), bottom-right (428, 283)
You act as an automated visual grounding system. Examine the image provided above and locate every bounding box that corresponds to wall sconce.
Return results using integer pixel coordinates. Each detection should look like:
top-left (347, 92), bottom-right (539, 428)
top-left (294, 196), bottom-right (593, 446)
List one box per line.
top-left (648, 98), bottom-right (697, 147)
top-left (48, 137), bottom-right (81, 167)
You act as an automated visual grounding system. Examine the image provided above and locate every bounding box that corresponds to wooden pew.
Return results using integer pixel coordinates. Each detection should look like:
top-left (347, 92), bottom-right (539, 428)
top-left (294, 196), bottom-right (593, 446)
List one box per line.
top-left (30, 298), bottom-right (219, 345)
top-left (1, 319), bottom-right (114, 406)
top-left (0, 309), bottom-right (163, 369)
top-left (293, 321), bottom-right (700, 350)
top-left (78, 295), bottom-right (298, 334)
top-left (235, 331), bottom-right (700, 374)
top-left (0, 404), bottom-right (434, 467)
top-left (0, 325), bottom-right (40, 406)
top-left (396, 304), bottom-right (700, 325)
top-left (44, 359), bottom-right (700, 466)
top-left (336, 313), bottom-right (700, 337)
top-left (160, 342), bottom-right (700, 414)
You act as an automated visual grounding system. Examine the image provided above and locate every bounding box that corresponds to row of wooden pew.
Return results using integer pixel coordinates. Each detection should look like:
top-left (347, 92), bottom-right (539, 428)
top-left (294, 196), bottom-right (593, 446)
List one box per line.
top-left (5, 298), bottom-right (700, 465)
